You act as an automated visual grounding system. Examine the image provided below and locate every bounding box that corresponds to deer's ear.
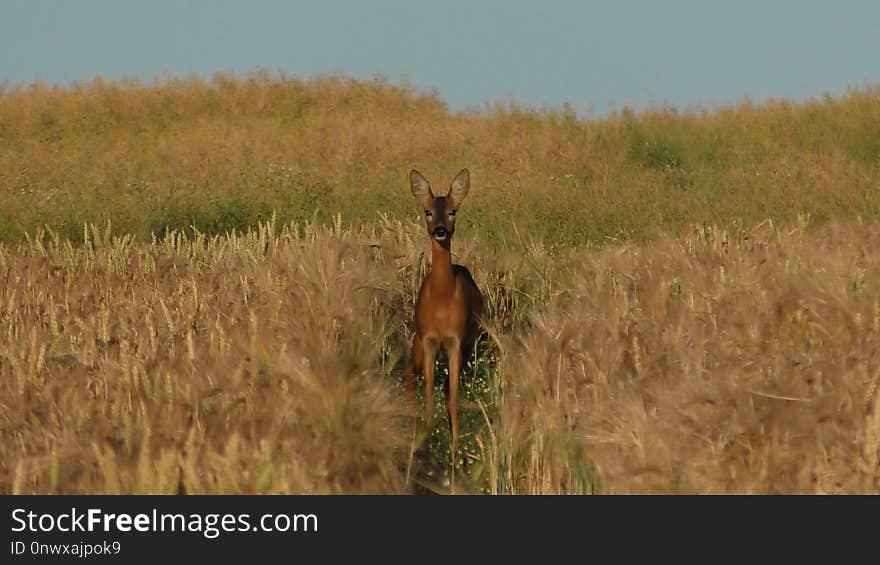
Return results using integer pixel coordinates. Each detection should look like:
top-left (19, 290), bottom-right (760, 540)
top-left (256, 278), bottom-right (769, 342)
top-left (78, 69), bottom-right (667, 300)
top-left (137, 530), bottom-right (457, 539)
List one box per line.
top-left (448, 168), bottom-right (470, 206)
top-left (410, 170), bottom-right (433, 199)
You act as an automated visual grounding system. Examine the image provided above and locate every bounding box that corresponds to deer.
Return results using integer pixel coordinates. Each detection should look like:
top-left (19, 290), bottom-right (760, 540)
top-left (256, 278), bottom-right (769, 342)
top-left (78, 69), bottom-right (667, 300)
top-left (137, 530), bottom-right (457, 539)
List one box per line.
top-left (404, 168), bottom-right (484, 466)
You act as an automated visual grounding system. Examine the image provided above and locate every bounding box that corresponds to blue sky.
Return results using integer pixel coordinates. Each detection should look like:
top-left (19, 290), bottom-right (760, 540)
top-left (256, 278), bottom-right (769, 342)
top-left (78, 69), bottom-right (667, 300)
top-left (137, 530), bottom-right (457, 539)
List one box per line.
top-left (1, 1), bottom-right (878, 115)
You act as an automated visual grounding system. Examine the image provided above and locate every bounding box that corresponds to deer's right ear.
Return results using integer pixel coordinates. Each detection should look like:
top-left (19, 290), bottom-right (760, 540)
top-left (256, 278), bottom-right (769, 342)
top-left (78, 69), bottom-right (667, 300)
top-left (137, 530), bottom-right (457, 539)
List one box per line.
top-left (410, 170), bottom-right (433, 199)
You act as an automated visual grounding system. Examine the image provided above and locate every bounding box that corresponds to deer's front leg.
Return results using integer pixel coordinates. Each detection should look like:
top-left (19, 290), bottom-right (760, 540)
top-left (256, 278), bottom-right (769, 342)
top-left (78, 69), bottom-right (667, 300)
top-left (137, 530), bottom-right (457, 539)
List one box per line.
top-left (421, 336), bottom-right (439, 431)
top-left (446, 337), bottom-right (462, 463)
top-left (404, 334), bottom-right (424, 431)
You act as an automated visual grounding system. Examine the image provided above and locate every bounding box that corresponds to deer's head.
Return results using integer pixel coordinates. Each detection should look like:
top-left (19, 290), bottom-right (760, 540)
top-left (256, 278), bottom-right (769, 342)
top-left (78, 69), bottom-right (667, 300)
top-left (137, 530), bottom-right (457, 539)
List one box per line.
top-left (409, 168), bottom-right (470, 245)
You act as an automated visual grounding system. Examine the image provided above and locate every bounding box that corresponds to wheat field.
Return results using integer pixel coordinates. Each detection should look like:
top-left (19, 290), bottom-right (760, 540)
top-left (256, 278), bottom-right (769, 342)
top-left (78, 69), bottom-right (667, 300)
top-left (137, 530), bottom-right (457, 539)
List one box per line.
top-left (1, 74), bottom-right (879, 493)
top-left (2, 217), bottom-right (879, 493)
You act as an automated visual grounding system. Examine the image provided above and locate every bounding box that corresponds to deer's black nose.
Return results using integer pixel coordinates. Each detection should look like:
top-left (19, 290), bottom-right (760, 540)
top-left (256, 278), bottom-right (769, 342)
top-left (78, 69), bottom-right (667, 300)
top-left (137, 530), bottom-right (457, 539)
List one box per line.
top-left (432, 225), bottom-right (449, 239)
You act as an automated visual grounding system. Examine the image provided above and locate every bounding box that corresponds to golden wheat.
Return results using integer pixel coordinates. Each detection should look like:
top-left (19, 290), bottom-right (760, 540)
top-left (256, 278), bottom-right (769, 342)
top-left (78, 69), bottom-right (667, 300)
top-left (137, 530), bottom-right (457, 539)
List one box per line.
top-left (1, 216), bottom-right (878, 493)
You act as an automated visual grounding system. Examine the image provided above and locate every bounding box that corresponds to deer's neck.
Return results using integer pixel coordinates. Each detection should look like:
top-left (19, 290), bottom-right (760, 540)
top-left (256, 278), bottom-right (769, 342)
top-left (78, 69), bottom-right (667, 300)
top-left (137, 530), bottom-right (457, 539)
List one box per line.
top-left (429, 239), bottom-right (455, 296)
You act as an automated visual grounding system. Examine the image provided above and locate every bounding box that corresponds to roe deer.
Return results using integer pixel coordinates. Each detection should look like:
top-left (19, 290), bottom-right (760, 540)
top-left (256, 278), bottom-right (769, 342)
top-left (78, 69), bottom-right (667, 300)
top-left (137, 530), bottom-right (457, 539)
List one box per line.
top-left (404, 168), bottom-right (484, 465)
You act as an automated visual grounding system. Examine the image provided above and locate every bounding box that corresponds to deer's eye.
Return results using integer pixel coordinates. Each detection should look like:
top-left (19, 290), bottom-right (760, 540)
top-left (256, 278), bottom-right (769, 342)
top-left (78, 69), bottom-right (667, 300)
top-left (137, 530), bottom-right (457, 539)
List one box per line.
top-left (425, 210), bottom-right (432, 218)
top-left (449, 209), bottom-right (457, 217)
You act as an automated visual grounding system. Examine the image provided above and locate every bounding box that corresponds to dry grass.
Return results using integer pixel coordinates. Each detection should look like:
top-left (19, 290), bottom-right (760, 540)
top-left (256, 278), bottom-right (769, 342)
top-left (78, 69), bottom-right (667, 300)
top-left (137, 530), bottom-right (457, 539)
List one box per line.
top-left (492, 220), bottom-right (880, 493)
top-left (1, 73), bottom-right (878, 246)
top-left (1, 218), bottom-right (411, 493)
top-left (2, 216), bottom-right (879, 493)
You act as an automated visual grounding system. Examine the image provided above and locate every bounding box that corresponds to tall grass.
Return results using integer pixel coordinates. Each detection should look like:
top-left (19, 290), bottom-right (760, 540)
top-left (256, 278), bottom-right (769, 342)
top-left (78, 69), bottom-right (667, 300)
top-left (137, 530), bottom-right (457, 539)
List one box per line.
top-left (1, 218), bottom-right (410, 493)
top-left (490, 220), bottom-right (880, 493)
top-left (2, 217), bottom-right (878, 493)
top-left (1, 73), bottom-right (878, 245)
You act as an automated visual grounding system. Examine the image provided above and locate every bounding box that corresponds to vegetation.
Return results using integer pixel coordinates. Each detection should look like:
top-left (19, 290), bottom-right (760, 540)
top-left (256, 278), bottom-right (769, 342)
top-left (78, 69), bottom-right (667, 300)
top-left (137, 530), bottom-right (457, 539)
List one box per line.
top-left (1, 217), bottom-right (878, 493)
top-left (1, 73), bottom-right (878, 246)
top-left (1, 74), bottom-right (879, 493)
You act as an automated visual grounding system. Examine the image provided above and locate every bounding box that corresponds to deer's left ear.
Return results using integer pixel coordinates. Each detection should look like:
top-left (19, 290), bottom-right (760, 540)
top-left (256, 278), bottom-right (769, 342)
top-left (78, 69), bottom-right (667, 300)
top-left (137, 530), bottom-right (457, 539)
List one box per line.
top-left (448, 168), bottom-right (470, 207)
